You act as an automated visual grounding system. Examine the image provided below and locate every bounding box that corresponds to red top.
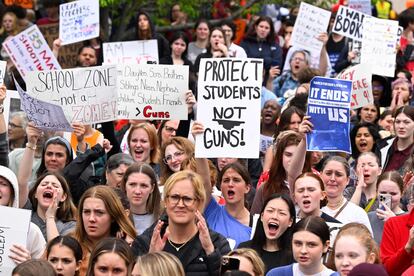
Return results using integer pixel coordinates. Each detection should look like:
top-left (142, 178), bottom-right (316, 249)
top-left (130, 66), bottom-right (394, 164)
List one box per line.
top-left (381, 209), bottom-right (414, 276)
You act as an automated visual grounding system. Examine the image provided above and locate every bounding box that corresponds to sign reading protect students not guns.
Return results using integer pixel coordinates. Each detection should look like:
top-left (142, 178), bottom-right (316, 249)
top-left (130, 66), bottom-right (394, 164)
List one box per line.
top-left (195, 58), bottom-right (263, 159)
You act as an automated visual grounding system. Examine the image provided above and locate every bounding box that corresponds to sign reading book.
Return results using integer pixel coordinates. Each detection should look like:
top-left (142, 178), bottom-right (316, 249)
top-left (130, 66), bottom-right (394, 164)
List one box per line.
top-left (332, 5), bottom-right (371, 41)
top-left (2, 25), bottom-right (61, 78)
top-left (117, 64), bottom-right (188, 119)
top-left (25, 65), bottom-right (118, 124)
top-left (307, 77), bottom-right (352, 153)
top-left (195, 58), bottom-right (263, 158)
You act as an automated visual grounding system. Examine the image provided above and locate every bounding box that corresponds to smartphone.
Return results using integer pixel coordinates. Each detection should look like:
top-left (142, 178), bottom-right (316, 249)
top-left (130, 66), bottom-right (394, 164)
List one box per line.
top-left (379, 194), bottom-right (392, 210)
top-left (220, 256), bottom-right (240, 275)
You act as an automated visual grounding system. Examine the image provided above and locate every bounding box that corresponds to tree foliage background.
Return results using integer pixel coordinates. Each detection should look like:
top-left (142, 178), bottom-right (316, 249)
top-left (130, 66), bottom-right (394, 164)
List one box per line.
top-left (100, 0), bottom-right (337, 41)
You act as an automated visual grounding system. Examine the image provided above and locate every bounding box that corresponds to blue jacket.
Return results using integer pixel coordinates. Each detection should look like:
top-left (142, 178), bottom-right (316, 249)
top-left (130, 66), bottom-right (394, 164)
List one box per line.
top-left (240, 36), bottom-right (282, 70)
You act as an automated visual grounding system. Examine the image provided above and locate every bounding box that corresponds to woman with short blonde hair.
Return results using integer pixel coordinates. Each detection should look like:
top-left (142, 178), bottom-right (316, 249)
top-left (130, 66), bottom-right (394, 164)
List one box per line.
top-left (132, 251), bottom-right (184, 276)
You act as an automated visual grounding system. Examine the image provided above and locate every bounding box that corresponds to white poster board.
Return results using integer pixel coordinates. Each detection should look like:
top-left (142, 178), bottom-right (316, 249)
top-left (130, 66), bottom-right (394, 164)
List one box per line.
top-left (290, 2), bottom-right (331, 55)
top-left (195, 58), bottom-right (263, 158)
top-left (0, 206), bottom-right (31, 275)
top-left (349, 0), bottom-right (372, 15)
top-left (25, 65), bottom-right (118, 124)
top-left (332, 6), bottom-right (371, 42)
top-left (3, 90), bottom-right (21, 130)
top-left (117, 64), bottom-right (188, 120)
top-left (337, 64), bottom-right (373, 109)
top-left (2, 25), bottom-right (61, 78)
top-left (103, 40), bottom-right (159, 64)
top-left (59, 0), bottom-right (100, 45)
top-left (361, 17), bottom-right (399, 77)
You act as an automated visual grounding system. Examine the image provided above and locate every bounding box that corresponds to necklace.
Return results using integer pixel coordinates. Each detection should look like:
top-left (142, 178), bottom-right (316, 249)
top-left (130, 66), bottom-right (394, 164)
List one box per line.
top-left (168, 238), bottom-right (190, 252)
top-left (327, 196), bottom-right (344, 209)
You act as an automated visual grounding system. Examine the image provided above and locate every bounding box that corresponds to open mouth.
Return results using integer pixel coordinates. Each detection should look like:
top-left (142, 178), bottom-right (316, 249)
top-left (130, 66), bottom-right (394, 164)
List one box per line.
top-left (227, 190), bottom-right (235, 199)
top-left (302, 200), bottom-right (311, 207)
top-left (43, 190), bottom-right (54, 199)
top-left (268, 222), bottom-right (279, 234)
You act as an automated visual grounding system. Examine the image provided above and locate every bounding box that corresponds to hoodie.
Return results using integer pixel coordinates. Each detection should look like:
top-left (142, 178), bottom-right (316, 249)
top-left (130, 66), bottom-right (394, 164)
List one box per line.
top-left (0, 165), bottom-right (46, 259)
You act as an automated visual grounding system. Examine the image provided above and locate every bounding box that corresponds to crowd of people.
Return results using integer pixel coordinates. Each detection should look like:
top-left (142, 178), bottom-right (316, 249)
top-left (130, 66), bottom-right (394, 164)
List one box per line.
top-left (3, 0), bottom-right (414, 275)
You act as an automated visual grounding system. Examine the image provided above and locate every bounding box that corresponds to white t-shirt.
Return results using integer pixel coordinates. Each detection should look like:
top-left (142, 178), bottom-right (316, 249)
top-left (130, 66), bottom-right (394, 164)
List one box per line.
top-left (321, 200), bottom-right (373, 235)
top-left (292, 263), bottom-right (336, 276)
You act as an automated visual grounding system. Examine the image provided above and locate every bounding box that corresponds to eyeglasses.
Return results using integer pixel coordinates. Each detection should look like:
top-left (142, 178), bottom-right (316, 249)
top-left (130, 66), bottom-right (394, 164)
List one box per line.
top-left (8, 122), bottom-right (22, 129)
top-left (166, 194), bottom-right (197, 206)
top-left (291, 57), bottom-right (305, 62)
top-left (163, 151), bottom-right (184, 164)
top-left (164, 125), bottom-right (178, 133)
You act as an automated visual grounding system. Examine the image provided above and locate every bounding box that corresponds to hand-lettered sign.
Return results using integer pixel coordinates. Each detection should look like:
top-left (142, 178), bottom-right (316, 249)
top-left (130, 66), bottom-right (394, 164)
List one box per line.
top-left (2, 25), bottom-right (61, 78)
top-left (337, 64), bottom-right (372, 109)
top-left (117, 64), bottom-right (188, 120)
top-left (332, 6), bottom-right (371, 42)
top-left (349, 0), bottom-right (372, 15)
top-left (195, 58), bottom-right (263, 158)
top-left (103, 40), bottom-right (159, 64)
top-left (59, 0), bottom-right (100, 45)
top-left (25, 65), bottom-right (118, 124)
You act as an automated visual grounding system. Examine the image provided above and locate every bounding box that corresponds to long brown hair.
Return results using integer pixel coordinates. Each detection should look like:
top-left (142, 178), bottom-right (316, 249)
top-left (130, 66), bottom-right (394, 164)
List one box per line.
top-left (29, 171), bottom-right (76, 222)
top-left (263, 131), bottom-right (311, 200)
top-left (127, 123), bottom-right (159, 164)
top-left (74, 186), bottom-right (136, 252)
top-left (121, 163), bottom-right (162, 221)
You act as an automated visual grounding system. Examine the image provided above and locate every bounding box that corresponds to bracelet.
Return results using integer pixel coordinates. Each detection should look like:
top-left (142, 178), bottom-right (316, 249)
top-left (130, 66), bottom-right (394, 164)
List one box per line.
top-left (46, 216), bottom-right (55, 220)
top-left (26, 143), bottom-right (37, 150)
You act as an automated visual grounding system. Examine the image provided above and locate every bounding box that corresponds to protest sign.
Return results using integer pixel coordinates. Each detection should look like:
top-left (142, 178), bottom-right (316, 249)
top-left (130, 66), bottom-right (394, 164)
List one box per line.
top-left (25, 65), bottom-right (118, 124)
top-left (195, 58), bottom-right (263, 158)
top-left (290, 2), bottom-right (331, 55)
top-left (332, 6), bottom-right (371, 41)
top-left (59, 0), bottom-right (100, 45)
top-left (39, 23), bottom-right (83, 69)
top-left (337, 64), bottom-right (372, 109)
top-left (2, 25), bottom-right (61, 78)
top-left (0, 206), bottom-right (31, 275)
top-left (361, 17), bottom-right (399, 77)
top-left (15, 80), bottom-right (72, 131)
top-left (103, 40), bottom-right (159, 64)
top-left (307, 77), bottom-right (352, 153)
top-left (349, 0), bottom-right (372, 15)
top-left (3, 90), bottom-right (21, 130)
top-left (4, 0), bottom-right (32, 9)
top-left (0, 60), bottom-right (6, 84)
top-left (117, 64), bottom-right (188, 119)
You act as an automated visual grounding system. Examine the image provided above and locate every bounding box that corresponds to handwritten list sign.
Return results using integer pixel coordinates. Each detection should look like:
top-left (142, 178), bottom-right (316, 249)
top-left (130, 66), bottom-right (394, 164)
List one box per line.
top-left (0, 206), bottom-right (31, 275)
top-left (196, 58), bottom-right (263, 158)
top-left (361, 17), bottom-right (399, 77)
top-left (59, 0), bottom-right (100, 45)
top-left (25, 65), bottom-right (118, 124)
top-left (349, 0), bottom-right (372, 15)
top-left (290, 2), bottom-right (331, 55)
top-left (333, 6), bottom-right (371, 42)
top-left (3, 25), bottom-right (61, 78)
top-left (117, 64), bottom-right (188, 119)
top-left (103, 40), bottom-right (159, 64)
top-left (337, 64), bottom-right (372, 109)
top-left (15, 80), bottom-right (72, 131)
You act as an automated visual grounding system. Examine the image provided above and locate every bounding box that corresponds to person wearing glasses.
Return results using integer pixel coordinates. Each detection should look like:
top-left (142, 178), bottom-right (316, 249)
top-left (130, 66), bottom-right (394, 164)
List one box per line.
top-left (157, 120), bottom-right (180, 147)
top-left (131, 170), bottom-right (230, 275)
top-left (160, 137), bottom-right (195, 186)
top-left (8, 111), bottom-right (27, 151)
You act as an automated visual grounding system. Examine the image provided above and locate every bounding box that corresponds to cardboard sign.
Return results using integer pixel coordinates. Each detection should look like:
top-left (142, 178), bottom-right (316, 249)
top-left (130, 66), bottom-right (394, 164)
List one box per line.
top-left (2, 25), bottom-right (61, 78)
top-left (332, 6), bottom-right (371, 42)
top-left (59, 0), bottom-right (100, 45)
top-left (349, 0), bottom-right (372, 15)
top-left (195, 58), bottom-right (263, 158)
top-left (103, 40), bottom-right (159, 64)
top-left (117, 64), bottom-right (188, 120)
top-left (307, 77), bottom-right (352, 153)
top-left (337, 64), bottom-right (373, 109)
top-left (290, 2), bottom-right (331, 55)
top-left (0, 206), bottom-right (31, 275)
top-left (16, 80), bottom-right (72, 131)
top-left (39, 23), bottom-right (84, 69)
top-left (361, 17), bottom-right (399, 77)
top-left (25, 65), bottom-right (118, 124)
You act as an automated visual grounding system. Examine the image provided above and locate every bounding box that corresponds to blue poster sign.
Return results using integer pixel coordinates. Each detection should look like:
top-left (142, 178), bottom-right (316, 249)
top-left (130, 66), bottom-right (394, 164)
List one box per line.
top-left (306, 77), bottom-right (352, 153)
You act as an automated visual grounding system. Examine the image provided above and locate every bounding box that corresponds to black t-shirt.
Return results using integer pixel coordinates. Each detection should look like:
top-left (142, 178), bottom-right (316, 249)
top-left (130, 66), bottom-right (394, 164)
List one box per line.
top-left (326, 35), bottom-right (347, 70)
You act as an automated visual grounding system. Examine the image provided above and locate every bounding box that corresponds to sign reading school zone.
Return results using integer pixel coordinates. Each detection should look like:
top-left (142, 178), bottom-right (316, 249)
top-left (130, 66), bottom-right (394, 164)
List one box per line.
top-left (25, 65), bottom-right (118, 124)
top-left (196, 58), bottom-right (263, 159)
top-left (117, 64), bottom-right (188, 120)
